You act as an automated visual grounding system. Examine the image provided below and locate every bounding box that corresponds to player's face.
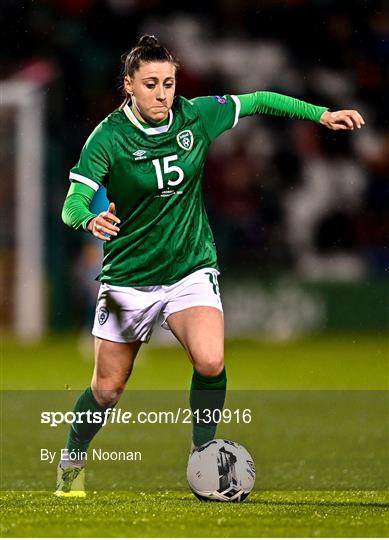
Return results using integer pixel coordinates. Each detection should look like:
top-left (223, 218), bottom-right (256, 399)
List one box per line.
top-left (125, 61), bottom-right (176, 124)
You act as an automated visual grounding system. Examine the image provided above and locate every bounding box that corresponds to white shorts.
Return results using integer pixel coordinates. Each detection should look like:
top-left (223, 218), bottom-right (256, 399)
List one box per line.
top-left (92, 268), bottom-right (222, 343)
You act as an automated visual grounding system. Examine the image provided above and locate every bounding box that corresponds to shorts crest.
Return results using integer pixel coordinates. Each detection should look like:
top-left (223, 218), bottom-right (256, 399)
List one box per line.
top-left (98, 306), bottom-right (109, 325)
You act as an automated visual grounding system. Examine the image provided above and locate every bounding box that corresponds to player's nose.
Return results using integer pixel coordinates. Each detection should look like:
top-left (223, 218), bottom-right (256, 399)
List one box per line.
top-left (156, 84), bottom-right (166, 101)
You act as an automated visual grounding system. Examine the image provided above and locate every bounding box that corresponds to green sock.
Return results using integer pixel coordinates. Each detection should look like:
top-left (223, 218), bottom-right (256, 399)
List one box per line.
top-left (66, 387), bottom-right (112, 454)
top-left (190, 367), bottom-right (227, 447)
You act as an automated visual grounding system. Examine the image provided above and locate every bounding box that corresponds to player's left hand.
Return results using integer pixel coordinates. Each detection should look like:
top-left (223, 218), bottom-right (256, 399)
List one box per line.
top-left (320, 110), bottom-right (365, 131)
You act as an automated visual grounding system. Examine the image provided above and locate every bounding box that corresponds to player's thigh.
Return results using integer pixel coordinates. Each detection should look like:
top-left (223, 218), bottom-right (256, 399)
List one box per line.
top-left (92, 337), bottom-right (142, 393)
top-left (167, 306), bottom-right (224, 375)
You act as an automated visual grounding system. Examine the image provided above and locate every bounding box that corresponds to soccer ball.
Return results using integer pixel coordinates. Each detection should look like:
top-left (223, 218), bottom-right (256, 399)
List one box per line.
top-left (187, 439), bottom-right (255, 502)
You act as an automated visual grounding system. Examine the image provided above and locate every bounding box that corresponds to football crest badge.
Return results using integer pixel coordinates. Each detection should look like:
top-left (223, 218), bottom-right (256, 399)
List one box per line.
top-left (98, 306), bottom-right (109, 325)
top-left (177, 130), bottom-right (194, 151)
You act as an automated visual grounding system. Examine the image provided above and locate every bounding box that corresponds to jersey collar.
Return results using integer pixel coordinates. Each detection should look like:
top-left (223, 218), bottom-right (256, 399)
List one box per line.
top-left (123, 104), bottom-right (173, 135)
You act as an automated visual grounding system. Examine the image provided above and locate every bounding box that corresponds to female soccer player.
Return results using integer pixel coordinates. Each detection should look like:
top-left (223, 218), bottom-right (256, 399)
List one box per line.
top-left (56, 35), bottom-right (364, 496)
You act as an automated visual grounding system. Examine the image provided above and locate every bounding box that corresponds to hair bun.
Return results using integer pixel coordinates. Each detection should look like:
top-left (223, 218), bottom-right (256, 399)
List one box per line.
top-left (138, 35), bottom-right (159, 48)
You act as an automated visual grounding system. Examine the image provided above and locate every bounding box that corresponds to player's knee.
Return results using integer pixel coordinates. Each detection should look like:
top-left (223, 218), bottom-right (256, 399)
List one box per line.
top-left (195, 356), bottom-right (224, 377)
top-left (91, 384), bottom-right (124, 407)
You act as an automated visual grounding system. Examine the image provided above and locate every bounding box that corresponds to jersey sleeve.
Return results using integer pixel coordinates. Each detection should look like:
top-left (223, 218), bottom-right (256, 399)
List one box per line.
top-left (69, 121), bottom-right (114, 191)
top-left (237, 92), bottom-right (328, 123)
top-left (190, 95), bottom-right (241, 142)
top-left (61, 181), bottom-right (97, 231)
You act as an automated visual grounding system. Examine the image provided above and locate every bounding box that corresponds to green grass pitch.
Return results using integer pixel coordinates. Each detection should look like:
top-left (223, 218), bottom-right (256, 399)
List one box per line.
top-left (1, 333), bottom-right (388, 537)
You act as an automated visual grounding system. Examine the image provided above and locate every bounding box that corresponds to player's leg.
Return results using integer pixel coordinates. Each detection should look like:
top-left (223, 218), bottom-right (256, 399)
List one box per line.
top-left (63, 280), bottom-right (160, 463)
top-left (55, 338), bottom-right (141, 497)
top-left (167, 306), bottom-right (224, 375)
top-left (56, 281), bottom-right (163, 496)
top-left (167, 306), bottom-right (226, 449)
top-left (65, 338), bottom-right (142, 458)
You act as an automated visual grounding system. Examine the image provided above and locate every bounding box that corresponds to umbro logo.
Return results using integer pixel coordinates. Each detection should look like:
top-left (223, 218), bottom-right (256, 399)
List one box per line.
top-left (133, 149), bottom-right (147, 160)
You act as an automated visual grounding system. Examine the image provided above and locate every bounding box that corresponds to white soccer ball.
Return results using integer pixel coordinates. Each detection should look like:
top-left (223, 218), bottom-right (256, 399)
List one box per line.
top-left (187, 439), bottom-right (256, 502)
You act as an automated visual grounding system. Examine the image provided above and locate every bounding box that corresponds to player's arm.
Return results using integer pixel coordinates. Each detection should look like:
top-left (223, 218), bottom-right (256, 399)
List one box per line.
top-left (62, 121), bottom-right (120, 241)
top-left (191, 93), bottom-right (364, 141)
top-left (238, 92), bottom-right (365, 130)
top-left (61, 183), bottom-right (120, 241)
top-left (62, 181), bottom-right (96, 231)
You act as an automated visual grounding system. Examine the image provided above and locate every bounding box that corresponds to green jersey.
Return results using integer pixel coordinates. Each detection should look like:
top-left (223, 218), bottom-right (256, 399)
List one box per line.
top-left (65, 91), bottom-right (327, 286)
top-left (70, 95), bottom-right (241, 286)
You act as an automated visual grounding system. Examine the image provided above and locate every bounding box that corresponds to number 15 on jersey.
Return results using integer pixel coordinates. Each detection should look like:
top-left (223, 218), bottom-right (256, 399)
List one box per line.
top-left (152, 155), bottom-right (184, 189)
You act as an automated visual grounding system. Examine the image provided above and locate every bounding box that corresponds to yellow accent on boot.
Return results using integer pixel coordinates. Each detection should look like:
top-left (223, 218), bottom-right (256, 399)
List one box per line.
top-left (54, 463), bottom-right (86, 497)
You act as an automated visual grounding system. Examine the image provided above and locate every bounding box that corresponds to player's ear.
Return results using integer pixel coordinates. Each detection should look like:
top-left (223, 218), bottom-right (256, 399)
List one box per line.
top-left (124, 76), bottom-right (133, 95)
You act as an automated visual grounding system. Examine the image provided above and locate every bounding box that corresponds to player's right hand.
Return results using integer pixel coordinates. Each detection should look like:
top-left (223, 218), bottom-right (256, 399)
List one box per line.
top-left (88, 202), bottom-right (121, 241)
top-left (320, 110), bottom-right (365, 130)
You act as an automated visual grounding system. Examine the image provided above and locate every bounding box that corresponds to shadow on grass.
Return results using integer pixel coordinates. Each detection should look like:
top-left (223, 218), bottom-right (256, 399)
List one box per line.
top-left (243, 499), bottom-right (389, 509)
top-left (3, 491), bottom-right (389, 511)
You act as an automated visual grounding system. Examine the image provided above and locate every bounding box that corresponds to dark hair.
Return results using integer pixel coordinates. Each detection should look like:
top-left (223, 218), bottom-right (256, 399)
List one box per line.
top-left (120, 35), bottom-right (180, 107)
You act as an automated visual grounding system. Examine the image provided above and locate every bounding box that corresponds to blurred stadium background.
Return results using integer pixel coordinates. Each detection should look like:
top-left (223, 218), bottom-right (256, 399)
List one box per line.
top-left (1, 4), bottom-right (388, 536)
top-left (1, 0), bottom-right (388, 343)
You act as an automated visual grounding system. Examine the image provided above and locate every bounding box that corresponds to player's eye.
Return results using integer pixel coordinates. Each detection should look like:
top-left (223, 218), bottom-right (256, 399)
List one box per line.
top-left (146, 84), bottom-right (156, 89)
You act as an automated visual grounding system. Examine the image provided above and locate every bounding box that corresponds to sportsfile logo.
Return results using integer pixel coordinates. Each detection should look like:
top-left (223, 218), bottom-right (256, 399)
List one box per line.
top-left (133, 149), bottom-right (147, 160)
top-left (40, 407), bottom-right (252, 426)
